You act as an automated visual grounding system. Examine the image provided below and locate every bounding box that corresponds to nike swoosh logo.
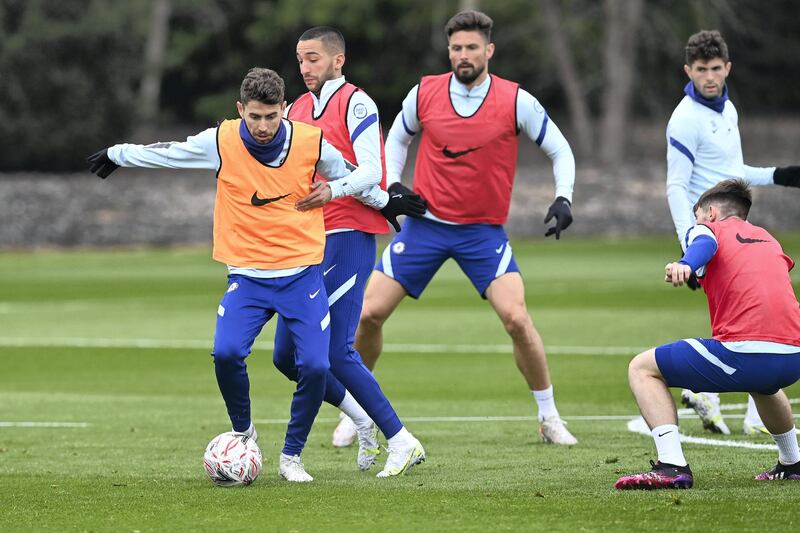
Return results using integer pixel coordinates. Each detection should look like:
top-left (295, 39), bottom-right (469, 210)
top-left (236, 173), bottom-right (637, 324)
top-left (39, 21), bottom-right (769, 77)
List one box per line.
top-left (323, 265), bottom-right (336, 276)
top-left (251, 192), bottom-right (290, 206)
top-left (657, 431), bottom-right (673, 437)
top-left (309, 289), bottom-right (320, 299)
top-left (442, 145), bottom-right (481, 159)
top-left (736, 233), bottom-right (768, 244)
top-left (495, 244), bottom-right (504, 254)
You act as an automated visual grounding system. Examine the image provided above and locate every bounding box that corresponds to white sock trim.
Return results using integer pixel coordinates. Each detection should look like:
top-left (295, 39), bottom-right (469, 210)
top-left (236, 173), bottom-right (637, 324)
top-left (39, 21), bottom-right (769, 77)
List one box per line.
top-left (773, 427), bottom-right (800, 465)
top-left (651, 424), bottom-right (687, 467)
top-left (532, 386), bottom-right (559, 421)
top-left (337, 390), bottom-right (373, 431)
top-left (387, 426), bottom-right (413, 447)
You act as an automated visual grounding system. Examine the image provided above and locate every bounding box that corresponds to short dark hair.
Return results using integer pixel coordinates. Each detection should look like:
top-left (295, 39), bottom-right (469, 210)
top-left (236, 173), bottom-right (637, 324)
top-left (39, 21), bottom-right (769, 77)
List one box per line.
top-left (240, 68), bottom-right (285, 105)
top-left (298, 26), bottom-right (345, 54)
top-left (694, 179), bottom-right (752, 219)
top-left (444, 10), bottom-right (493, 41)
top-left (685, 30), bottom-right (729, 65)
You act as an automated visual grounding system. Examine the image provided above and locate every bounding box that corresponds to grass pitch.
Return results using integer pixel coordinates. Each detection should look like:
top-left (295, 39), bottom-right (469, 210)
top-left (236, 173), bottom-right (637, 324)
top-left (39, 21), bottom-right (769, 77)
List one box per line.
top-left (1, 235), bottom-right (799, 532)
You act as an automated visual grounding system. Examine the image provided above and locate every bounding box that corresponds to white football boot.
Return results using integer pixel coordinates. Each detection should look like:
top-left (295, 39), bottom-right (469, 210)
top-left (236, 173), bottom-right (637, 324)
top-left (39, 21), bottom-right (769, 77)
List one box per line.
top-left (279, 454), bottom-right (313, 482)
top-left (332, 412), bottom-right (358, 448)
top-left (680, 390), bottom-right (730, 435)
top-left (743, 397), bottom-right (769, 436)
top-left (376, 437), bottom-right (425, 478)
top-left (234, 423), bottom-right (258, 442)
top-left (357, 422), bottom-right (381, 470)
top-left (539, 416), bottom-right (578, 445)
top-left (742, 421), bottom-right (770, 436)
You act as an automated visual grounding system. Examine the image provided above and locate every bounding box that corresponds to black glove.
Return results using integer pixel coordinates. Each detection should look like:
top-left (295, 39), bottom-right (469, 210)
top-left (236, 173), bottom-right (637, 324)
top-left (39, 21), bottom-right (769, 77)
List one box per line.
top-left (687, 271), bottom-right (701, 291)
top-left (544, 196), bottom-right (573, 239)
top-left (87, 148), bottom-right (119, 179)
top-left (380, 182), bottom-right (427, 232)
top-left (773, 166), bottom-right (800, 188)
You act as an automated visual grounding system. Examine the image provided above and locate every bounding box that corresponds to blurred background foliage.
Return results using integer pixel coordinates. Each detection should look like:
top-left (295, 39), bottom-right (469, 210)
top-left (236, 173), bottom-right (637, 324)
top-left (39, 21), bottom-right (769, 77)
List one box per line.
top-left (1, 0), bottom-right (798, 171)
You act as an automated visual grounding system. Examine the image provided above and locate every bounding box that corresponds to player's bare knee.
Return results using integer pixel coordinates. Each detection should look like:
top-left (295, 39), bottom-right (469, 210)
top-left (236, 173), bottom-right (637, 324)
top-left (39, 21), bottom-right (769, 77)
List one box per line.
top-left (628, 350), bottom-right (660, 381)
top-left (500, 308), bottom-right (533, 338)
top-left (359, 303), bottom-right (389, 330)
top-left (627, 358), bottom-right (642, 385)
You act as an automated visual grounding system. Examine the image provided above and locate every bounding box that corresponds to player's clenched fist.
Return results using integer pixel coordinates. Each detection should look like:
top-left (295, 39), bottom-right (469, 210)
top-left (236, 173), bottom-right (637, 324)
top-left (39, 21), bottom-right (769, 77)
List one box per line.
top-left (664, 262), bottom-right (693, 287)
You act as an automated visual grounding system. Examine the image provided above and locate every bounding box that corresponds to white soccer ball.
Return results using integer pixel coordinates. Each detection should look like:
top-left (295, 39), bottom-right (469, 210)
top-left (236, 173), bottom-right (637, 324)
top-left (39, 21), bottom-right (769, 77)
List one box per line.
top-left (203, 432), bottom-right (262, 486)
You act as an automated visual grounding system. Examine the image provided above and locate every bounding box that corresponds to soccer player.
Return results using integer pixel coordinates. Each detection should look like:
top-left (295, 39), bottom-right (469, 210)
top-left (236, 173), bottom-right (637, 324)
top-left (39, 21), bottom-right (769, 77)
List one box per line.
top-left (271, 26), bottom-right (427, 478)
top-left (666, 30), bottom-right (800, 436)
top-left (353, 10), bottom-right (578, 445)
top-left (87, 68), bottom-right (385, 482)
top-left (616, 179), bottom-right (800, 489)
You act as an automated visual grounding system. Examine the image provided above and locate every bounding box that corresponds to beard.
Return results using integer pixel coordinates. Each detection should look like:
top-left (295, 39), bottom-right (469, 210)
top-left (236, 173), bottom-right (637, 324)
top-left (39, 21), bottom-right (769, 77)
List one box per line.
top-left (453, 62), bottom-right (484, 85)
top-left (308, 64), bottom-right (337, 96)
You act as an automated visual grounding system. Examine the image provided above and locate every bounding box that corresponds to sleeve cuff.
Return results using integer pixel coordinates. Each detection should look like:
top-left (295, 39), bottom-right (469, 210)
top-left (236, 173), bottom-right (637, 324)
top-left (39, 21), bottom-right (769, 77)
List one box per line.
top-left (328, 180), bottom-right (344, 199)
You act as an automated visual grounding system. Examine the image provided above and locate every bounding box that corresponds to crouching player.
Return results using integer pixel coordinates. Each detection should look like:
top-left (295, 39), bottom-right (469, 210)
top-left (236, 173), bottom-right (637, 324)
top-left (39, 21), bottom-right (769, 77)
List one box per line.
top-left (616, 179), bottom-right (800, 489)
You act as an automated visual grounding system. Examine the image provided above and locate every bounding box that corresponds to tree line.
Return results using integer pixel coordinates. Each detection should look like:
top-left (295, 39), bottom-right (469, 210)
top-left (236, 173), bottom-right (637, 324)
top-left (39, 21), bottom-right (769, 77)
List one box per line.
top-left (1, 0), bottom-right (798, 171)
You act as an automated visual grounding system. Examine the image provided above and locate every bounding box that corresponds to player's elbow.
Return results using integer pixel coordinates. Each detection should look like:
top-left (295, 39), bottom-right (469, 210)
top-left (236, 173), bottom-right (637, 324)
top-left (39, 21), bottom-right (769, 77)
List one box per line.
top-left (549, 145), bottom-right (575, 166)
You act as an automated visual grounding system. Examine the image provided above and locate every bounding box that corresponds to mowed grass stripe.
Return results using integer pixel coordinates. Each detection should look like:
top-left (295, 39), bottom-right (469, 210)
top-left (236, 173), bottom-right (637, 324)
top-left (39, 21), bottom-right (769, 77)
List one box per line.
top-left (0, 336), bottom-right (646, 355)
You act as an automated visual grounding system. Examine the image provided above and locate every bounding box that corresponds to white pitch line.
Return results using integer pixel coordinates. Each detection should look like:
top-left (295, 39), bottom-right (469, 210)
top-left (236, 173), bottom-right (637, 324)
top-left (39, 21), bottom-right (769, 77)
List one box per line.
top-left (255, 412), bottom-right (798, 425)
top-left (626, 417), bottom-right (779, 450)
top-left (0, 336), bottom-right (643, 355)
top-left (0, 337), bottom-right (213, 350)
top-left (678, 398), bottom-right (800, 415)
top-left (0, 421), bottom-right (89, 428)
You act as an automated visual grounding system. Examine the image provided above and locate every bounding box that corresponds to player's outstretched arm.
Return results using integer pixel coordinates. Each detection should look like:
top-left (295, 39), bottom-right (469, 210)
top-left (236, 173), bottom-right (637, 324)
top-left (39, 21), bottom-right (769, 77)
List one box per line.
top-left (88, 129), bottom-right (220, 178)
top-left (544, 197), bottom-right (573, 239)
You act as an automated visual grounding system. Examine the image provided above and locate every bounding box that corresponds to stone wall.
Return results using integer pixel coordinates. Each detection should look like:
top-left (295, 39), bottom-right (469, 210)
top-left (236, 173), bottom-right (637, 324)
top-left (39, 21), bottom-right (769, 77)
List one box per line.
top-left (2, 118), bottom-right (799, 248)
top-left (3, 163), bottom-right (799, 249)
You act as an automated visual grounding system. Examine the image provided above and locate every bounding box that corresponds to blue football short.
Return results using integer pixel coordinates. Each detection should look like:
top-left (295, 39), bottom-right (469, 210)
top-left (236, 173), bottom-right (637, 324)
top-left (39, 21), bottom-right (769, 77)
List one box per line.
top-left (655, 338), bottom-right (800, 395)
top-left (375, 217), bottom-right (519, 299)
